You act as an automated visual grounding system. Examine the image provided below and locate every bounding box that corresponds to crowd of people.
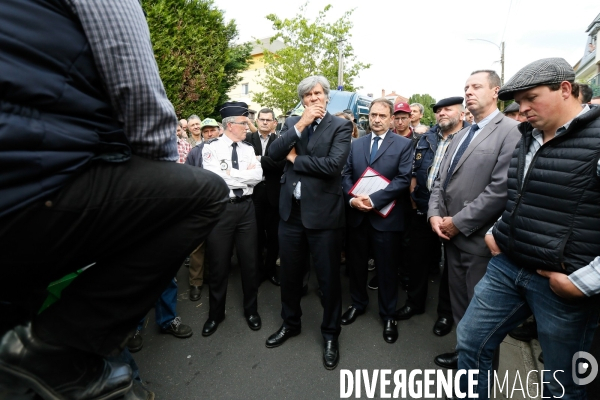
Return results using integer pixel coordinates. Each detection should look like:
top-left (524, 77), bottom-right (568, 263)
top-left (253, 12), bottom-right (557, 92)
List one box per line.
top-left (2, 1), bottom-right (600, 400)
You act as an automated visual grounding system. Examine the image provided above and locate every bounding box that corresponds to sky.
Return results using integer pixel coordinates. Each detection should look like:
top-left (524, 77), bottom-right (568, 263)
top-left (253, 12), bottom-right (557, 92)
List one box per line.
top-left (214, 0), bottom-right (599, 102)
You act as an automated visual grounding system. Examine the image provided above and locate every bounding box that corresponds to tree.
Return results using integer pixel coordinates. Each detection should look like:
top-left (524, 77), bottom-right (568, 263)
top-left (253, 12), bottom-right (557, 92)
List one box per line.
top-left (253, 3), bottom-right (371, 114)
top-left (142, 0), bottom-right (251, 119)
top-left (408, 94), bottom-right (437, 127)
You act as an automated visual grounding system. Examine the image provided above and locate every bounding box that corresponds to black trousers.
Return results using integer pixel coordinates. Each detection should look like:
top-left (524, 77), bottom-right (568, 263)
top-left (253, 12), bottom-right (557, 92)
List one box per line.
top-left (252, 182), bottom-right (279, 280)
top-left (0, 156), bottom-right (228, 356)
top-left (406, 213), bottom-right (442, 311)
top-left (206, 198), bottom-right (258, 321)
top-left (347, 218), bottom-right (400, 321)
top-left (279, 201), bottom-right (342, 341)
top-left (405, 213), bottom-right (453, 320)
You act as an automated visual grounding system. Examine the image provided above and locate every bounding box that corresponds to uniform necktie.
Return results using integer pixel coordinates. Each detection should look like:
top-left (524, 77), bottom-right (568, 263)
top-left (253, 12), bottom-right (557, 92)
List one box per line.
top-left (231, 142), bottom-right (243, 198)
top-left (370, 136), bottom-right (381, 164)
top-left (443, 124), bottom-right (479, 190)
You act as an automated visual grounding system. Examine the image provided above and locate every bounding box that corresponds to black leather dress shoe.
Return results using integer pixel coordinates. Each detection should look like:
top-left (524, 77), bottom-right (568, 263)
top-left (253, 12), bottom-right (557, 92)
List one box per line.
top-left (434, 351), bottom-right (458, 369)
top-left (508, 319), bottom-right (538, 342)
top-left (265, 325), bottom-right (300, 348)
top-left (269, 275), bottom-right (281, 286)
top-left (0, 323), bottom-right (132, 400)
top-left (202, 318), bottom-right (223, 337)
top-left (433, 317), bottom-right (453, 336)
top-left (383, 320), bottom-right (398, 343)
top-left (323, 340), bottom-right (339, 370)
top-left (395, 305), bottom-right (424, 321)
top-left (246, 314), bottom-right (262, 331)
top-left (341, 306), bottom-right (364, 325)
top-left (189, 285), bottom-right (202, 301)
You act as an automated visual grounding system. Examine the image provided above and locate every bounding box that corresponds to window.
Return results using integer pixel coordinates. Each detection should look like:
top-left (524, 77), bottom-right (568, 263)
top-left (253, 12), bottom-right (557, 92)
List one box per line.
top-left (242, 83), bottom-right (249, 95)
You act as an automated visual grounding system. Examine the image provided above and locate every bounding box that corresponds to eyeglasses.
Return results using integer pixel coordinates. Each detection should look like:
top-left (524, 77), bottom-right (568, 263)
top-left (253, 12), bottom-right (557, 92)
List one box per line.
top-left (258, 119), bottom-right (274, 123)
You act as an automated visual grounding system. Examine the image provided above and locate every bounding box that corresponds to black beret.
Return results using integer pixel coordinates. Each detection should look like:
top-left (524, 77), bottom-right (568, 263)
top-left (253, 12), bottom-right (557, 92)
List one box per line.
top-left (498, 58), bottom-right (575, 101)
top-left (220, 101), bottom-right (249, 118)
top-left (503, 102), bottom-right (520, 114)
top-left (432, 97), bottom-right (464, 113)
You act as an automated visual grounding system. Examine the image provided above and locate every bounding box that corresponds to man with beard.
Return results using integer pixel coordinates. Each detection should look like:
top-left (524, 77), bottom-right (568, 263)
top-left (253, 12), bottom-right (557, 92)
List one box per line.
top-left (396, 97), bottom-right (467, 339)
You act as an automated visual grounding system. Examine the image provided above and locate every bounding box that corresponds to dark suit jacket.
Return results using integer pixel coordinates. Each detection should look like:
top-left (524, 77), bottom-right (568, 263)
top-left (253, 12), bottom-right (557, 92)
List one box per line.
top-left (269, 112), bottom-right (352, 230)
top-left (342, 131), bottom-right (413, 232)
top-left (246, 132), bottom-right (285, 206)
top-left (428, 111), bottom-right (520, 256)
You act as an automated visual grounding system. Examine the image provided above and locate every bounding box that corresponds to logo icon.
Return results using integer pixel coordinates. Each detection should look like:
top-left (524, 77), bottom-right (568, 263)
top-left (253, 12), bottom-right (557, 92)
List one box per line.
top-left (572, 351), bottom-right (598, 385)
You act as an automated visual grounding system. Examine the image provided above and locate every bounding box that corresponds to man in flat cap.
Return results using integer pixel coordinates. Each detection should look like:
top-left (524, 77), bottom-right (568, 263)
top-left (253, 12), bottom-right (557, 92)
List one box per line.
top-left (200, 101), bottom-right (263, 336)
top-left (428, 70), bottom-right (521, 370)
top-left (457, 58), bottom-right (600, 399)
top-left (266, 75), bottom-right (352, 370)
top-left (502, 102), bottom-right (526, 122)
top-left (396, 97), bottom-right (469, 338)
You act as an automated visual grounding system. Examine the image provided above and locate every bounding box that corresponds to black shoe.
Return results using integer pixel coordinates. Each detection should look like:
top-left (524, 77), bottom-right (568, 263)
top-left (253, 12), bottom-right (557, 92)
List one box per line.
top-left (246, 314), bottom-right (262, 331)
top-left (265, 325), bottom-right (301, 348)
top-left (269, 275), bottom-right (281, 286)
top-left (341, 306), bottom-right (364, 325)
top-left (508, 320), bottom-right (538, 342)
top-left (433, 317), bottom-right (453, 336)
top-left (126, 330), bottom-right (143, 353)
top-left (202, 318), bottom-right (223, 337)
top-left (323, 340), bottom-right (340, 370)
top-left (160, 317), bottom-right (193, 338)
top-left (0, 323), bottom-right (132, 400)
top-left (383, 320), bottom-right (398, 343)
top-left (367, 275), bottom-right (378, 290)
top-left (395, 305), bottom-right (424, 321)
top-left (301, 284), bottom-right (309, 297)
top-left (368, 259), bottom-right (375, 271)
top-left (189, 285), bottom-right (202, 301)
top-left (434, 351), bottom-right (458, 369)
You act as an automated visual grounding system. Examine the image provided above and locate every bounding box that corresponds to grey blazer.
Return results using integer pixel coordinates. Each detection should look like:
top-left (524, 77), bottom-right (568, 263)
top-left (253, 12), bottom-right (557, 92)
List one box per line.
top-left (428, 111), bottom-right (521, 256)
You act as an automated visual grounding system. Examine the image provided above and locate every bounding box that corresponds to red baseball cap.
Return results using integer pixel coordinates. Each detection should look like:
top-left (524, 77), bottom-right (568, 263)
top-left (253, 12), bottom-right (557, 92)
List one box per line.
top-left (393, 102), bottom-right (411, 114)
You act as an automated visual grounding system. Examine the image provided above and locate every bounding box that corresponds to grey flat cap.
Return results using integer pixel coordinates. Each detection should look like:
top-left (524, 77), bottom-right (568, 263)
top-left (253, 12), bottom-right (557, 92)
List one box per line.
top-left (503, 102), bottom-right (520, 114)
top-left (498, 58), bottom-right (575, 101)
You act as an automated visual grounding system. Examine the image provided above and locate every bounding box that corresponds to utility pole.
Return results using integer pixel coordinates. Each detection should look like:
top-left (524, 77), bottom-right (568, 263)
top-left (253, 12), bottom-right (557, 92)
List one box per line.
top-left (500, 41), bottom-right (505, 86)
top-left (337, 39), bottom-right (344, 91)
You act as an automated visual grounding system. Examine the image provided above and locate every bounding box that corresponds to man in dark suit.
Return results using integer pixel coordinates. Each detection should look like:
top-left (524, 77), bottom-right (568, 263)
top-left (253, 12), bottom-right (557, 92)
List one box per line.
top-left (266, 75), bottom-right (352, 370)
top-left (340, 98), bottom-right (413, 343)
top-left (428, 70), bottom-right (521, 369)
top-left (246, 108), bottom-right (285, 285)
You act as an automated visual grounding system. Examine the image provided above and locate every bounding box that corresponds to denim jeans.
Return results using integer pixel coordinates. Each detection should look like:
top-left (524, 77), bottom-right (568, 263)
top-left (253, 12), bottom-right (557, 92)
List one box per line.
top-left (457, 253), bottom-right (599, 400)
top-left (137, 278), bottom-right (178, 331)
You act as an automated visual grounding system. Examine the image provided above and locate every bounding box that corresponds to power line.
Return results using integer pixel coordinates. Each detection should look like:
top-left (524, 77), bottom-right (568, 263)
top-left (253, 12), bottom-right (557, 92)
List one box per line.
top-left (501, 0), bottom-right (513, 43)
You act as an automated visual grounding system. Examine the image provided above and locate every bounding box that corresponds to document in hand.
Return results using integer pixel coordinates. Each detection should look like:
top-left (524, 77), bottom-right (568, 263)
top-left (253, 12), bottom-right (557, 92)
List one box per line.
top-left (348, 167), bottom-right (396, 218)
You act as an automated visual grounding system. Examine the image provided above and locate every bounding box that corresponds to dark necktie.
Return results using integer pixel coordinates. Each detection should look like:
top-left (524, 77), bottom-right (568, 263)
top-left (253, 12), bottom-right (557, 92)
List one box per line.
top-left (443, 124), bottom-right (479, 190)
top-left (370, 136), bottom-right (381, 164)
top-left (307, 121), bottom-right (318, 141)
top-left (231, 142), bottom-right (243, 198)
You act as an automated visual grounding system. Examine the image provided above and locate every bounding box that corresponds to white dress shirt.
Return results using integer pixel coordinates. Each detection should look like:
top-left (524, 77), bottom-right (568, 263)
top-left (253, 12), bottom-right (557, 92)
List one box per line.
top-left (202, 133), bottom-right (262, 198)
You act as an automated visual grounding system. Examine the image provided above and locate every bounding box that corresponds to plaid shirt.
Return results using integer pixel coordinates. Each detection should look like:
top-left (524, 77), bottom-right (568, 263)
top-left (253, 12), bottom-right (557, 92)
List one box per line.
top-left (426, 129), bottom-right (458, 191)
top-left (177, 138), bottom-right (192, 164)
top-left (63, 0), bottom-right (178, 161)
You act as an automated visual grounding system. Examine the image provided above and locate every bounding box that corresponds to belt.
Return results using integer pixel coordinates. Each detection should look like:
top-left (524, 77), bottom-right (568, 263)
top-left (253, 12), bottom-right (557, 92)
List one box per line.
top-left (228, 195), bottom-right (251, 204)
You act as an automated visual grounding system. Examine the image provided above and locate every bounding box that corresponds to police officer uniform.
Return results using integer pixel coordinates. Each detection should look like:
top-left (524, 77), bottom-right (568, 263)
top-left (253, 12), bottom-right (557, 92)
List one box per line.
top-left (201, 102), bottom-right (263, 336)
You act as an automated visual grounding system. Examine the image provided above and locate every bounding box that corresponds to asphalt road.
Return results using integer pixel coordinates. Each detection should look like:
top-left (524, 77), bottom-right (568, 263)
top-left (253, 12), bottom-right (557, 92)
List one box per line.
top-left (134, 261), bottom-right (455, 399)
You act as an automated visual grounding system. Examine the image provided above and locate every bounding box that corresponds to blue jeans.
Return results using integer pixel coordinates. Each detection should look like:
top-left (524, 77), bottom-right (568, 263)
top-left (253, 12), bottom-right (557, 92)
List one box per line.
top-left (457, 253), bottom-right (599, 400)
top-left (137, 278), bottom-right (178, 331)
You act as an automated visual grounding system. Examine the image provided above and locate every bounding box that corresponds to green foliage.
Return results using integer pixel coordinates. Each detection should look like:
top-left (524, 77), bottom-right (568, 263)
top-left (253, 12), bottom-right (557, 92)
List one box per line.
top-left (142, 0), bottom-right (251, 120)
top-left (253, 3), bottom-right (371, 113)
top-left (408, 94), bottom-right (437, 127)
